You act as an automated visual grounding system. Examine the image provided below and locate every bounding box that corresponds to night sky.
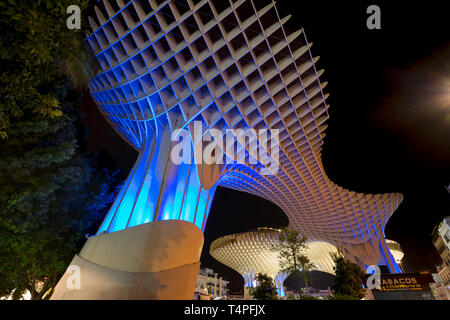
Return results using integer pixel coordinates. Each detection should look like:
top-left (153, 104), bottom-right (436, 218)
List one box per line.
top-left (78, 1), bottom-right (450, 293)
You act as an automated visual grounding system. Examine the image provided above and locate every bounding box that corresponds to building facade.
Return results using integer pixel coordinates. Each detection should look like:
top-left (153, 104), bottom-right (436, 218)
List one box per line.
top-left (52, 0), bottom-right (403, 299)
top-left (430, 273), bottom-right (450, 300)
top-left (194, 268), bottom-right (229, 300)
top-left (432, 217), bottom-right (450, 289)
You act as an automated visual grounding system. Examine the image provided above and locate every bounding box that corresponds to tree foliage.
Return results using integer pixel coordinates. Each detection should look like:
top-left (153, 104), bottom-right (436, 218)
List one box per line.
top-left (0, 0), bottom-right (93, 139)
top-left (271, 228), bottom-right (308, 296)
top-left (299, 295), bottom-right (318, 300)
top-left (298, 255), bottom-right (315, 295)
top-left (249, 273), bottom-right (278, 300)
top-left (0, 1), bottom-right (121, 299)
top-left (329, 252), bottom-right (366, 300)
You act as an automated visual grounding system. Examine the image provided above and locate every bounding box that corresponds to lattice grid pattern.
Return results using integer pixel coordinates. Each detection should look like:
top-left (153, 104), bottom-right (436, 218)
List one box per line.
top-left (209, 228), bottom-right (338, 290)
top-left (86, 0), bottom-right (403, 271)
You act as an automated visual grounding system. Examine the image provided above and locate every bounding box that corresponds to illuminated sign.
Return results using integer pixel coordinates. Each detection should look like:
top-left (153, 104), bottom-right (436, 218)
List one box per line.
top-left (364, 273), bottom-right (434, 292)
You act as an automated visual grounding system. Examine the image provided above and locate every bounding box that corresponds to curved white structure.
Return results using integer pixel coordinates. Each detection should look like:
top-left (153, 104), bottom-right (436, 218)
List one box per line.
top-left (386, 239), bottom-right (405, 271)
top-left (210, 228), bottom-right (338, 296)
top-left (85, 0), bottom-right (402, 273)
top-left (52, 0), bottom-right (404, 300)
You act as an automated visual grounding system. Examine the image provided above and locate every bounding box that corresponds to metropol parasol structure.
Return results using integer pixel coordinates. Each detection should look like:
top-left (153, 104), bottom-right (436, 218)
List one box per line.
top-left (209, 228), bottom-right (404, 298)
top-left (51, 0), bottom-right (403, 299)
top-left (210, 228), bottom-right (339, 298)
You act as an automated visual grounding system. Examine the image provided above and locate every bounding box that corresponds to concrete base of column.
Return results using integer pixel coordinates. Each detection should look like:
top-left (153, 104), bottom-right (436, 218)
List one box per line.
top-left (243, 286), bottom-right (253, 300)
top-left (51, 220), bottom-right (203, 300)
top-left (364, 288), bottom-right (375, 300)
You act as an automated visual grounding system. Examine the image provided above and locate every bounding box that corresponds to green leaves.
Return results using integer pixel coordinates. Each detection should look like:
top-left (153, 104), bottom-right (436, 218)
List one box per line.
top-left (330, 253), bottom-right (366, 299)
top-left (0, 0), bottom-right (119, 300)
top-left (249, 274), bottom-right (278, 300)
top-left (271, 228), bottom-right (308, 273)
top-left (271, 228), bottom-right (310, 297)
top-left (0, 0), bottom-right (93, 139)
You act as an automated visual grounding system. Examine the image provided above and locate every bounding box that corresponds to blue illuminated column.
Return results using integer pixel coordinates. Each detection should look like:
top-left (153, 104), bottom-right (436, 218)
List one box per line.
top-left (243, 271), bottom-right (287, 297)
top-left (274, 272), bottom-right (288, 297)
top-left (243, 272), bottom-right (257, 288)
top-left (378, 238), bottom-right (403, 274)
top-left (51, 122), bottom-right (219, 299)
top-left (97, 124), bottom-right (217, 235)
top-left (242, 272), bottom-right (256, 300)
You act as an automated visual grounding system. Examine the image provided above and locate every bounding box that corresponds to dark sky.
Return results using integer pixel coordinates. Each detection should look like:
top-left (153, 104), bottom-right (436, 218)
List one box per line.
top-left (79, 0), bottom-right (450, 293)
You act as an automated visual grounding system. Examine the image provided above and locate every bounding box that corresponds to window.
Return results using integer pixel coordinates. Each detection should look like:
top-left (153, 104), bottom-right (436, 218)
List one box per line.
top-left (444, 233), bottom-right (450, 244)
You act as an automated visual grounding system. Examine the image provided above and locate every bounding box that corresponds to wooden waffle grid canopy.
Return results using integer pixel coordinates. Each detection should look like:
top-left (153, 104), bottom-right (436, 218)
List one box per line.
top-left (209, 228), bottom-right (338, 283)
top-left (86, 0), bottom-right (403, 267)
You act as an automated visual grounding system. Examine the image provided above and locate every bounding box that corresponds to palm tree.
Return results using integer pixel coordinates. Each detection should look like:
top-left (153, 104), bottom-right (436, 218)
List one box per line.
top-left (298, 255), bottom-right (315, 295)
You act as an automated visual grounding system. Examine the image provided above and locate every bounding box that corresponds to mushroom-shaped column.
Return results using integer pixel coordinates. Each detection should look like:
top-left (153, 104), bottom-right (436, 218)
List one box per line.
top-left (53, 0), bottom-right (403, 299)
top-left (210, 228), bottom-right (286, 299)
top-left (386, 239), bottom-right (405, 272)
top-left (274, 272), bottom-right (289, 297)
top-left (210, 228), bottom-right (340, 298)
